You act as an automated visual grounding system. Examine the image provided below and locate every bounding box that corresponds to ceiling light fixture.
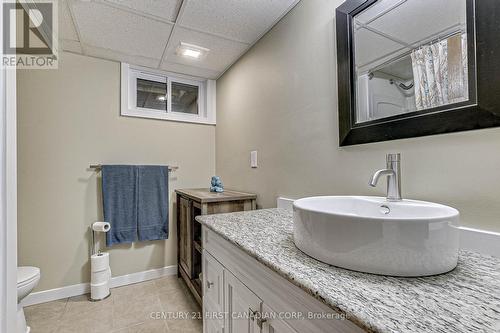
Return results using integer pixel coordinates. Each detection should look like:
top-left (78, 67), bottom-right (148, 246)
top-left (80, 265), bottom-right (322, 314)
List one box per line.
top-left (176, 42), bottom-right (210, 60)
top-left (182, 48), bottom-right (202, 58)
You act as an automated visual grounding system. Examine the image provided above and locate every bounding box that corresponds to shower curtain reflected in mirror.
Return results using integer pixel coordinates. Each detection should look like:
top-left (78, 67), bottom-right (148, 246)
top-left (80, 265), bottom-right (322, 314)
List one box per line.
top-left (411, 34), bottom-right (468, 110)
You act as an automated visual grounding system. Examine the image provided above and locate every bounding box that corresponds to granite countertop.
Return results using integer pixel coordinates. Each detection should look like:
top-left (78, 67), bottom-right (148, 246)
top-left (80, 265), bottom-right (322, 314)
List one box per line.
top-left (196, 208), bottom-right (500, 333)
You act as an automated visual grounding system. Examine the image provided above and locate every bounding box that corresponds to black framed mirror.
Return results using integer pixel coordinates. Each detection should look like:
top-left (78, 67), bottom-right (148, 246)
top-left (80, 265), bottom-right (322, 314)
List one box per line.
top-left (336, 0), bottom-right (500, 146)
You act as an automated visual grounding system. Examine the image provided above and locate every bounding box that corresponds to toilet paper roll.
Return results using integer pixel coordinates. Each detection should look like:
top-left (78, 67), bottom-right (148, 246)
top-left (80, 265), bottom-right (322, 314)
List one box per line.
top-left (91, 281), bottom-right (110, 300)
top-left (91, 252), bottom-right (109, 273)
top-left (91, 270), bottom-right (110, 285)
top-left (92, 222), bottom-right (111, 233)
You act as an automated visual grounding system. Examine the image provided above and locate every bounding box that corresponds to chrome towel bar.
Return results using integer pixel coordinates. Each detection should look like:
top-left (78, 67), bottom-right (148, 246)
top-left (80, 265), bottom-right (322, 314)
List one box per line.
top-left (89, 164), bottom-right (178, 172)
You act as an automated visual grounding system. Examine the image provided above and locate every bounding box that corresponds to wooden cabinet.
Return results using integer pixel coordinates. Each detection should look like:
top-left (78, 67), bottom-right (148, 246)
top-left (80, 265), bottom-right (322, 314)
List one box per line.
top-left (176, 188), bottom-right (256, 305)
top-left (178, 197), bottom-right (191, 276)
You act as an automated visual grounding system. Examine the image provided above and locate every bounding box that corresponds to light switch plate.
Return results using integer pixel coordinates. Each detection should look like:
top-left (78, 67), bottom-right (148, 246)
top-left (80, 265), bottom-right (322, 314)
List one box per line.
top-left (250, 151), bottom-right (258, 168)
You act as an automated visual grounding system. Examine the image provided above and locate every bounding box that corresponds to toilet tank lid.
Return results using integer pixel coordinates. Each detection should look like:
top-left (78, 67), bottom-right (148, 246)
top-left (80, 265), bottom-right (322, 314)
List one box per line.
top-left (17, 266), bottom-right (40, 284)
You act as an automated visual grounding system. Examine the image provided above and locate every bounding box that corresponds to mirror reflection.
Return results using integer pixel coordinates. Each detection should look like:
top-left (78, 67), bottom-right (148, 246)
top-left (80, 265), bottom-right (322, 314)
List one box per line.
top-left (354, 0), bottom-right (470, 124)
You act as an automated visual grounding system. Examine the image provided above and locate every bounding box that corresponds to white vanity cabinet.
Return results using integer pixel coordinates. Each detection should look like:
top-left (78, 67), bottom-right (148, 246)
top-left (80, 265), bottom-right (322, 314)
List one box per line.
top-left (202, 227), bottom-right (364, 333)
top-left (203, 250), bottom-right (265, 333)
top-left (261, 304), bottom-right (299, 333)
top-left (224, 269), bottom-right (262, 333)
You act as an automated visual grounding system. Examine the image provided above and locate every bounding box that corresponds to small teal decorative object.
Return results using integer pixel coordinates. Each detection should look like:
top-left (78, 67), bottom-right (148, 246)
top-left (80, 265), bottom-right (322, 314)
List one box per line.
top-left (210, 176), bottom-right (224, 193)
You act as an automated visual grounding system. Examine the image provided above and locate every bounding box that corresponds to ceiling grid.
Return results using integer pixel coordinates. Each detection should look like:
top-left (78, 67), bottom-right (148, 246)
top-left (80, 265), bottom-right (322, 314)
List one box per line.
top-left (60, 0), bottom-right (300, 79)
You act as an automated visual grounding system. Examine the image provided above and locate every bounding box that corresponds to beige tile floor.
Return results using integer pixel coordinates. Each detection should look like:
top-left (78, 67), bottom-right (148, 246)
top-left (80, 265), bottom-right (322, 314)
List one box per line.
top-left (25, 276), bottom-right (203, 333)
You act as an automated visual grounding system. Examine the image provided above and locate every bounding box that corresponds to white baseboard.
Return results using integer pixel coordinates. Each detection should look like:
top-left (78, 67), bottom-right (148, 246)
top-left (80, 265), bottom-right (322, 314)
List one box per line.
top-left (23, 265), bottom-right (177, 307)
top-left (23, 282), bottom-right (90, 307)
top-left (109, 265), bottom-right (177, 289)
top-left (276, 197), bottom-right (500, 258)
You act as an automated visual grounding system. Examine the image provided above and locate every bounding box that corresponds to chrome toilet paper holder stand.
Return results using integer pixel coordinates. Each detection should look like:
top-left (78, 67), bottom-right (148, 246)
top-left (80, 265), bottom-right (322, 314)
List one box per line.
top-left (89, 223), bottom-right (111, 302)
top-left (90, 226), bottom-right (103, 256)
top-left (90, 222), bottom-right (110, 256)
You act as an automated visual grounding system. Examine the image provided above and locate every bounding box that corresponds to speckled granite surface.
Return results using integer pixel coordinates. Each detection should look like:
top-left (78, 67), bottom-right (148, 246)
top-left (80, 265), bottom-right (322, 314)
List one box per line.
top-left (196, 208), bottom-right (500, 333)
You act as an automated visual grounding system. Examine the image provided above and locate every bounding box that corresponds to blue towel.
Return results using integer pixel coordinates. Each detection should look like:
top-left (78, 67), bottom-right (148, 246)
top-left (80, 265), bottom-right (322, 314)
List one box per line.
top-left (102, 165), bottom-right (138, 246)
top-left (137, 166), bottom-right (169, 242)
top-left (102, 165), bottom-right (169, 246)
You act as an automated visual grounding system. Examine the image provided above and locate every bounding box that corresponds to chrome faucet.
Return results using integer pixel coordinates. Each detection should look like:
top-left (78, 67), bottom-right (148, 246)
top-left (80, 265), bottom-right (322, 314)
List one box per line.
top-left (369, 153), bottom-right (402, 201)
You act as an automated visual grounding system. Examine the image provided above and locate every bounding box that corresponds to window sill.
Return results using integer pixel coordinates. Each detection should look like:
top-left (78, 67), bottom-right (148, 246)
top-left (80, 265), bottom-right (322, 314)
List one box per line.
top-left (121, 109), bottom-right (216, 125)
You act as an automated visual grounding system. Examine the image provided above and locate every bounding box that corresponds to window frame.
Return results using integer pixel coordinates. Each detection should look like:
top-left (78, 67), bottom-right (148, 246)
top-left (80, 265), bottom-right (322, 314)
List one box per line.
top-left (132, 71), bottom-right (167, 114)
top-left (121, 63), bottom-right (215, 125)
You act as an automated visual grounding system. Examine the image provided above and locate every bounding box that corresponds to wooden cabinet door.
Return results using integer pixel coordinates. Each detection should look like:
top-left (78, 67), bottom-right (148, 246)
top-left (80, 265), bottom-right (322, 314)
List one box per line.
top-left (179, 197), bottom-right (192, 275)
top-left (261, 304), bottom-right (299, 333)
top-left (203, 251), bottom-right (225, 333)
top-left (224, 269), bottom-right (262, 333)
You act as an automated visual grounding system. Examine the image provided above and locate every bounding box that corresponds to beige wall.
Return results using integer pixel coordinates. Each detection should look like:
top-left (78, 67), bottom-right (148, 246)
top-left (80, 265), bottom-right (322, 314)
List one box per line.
top-left (17, 52), bottom-right (215, 291)
top-left (216, 0), bottom-right (500, 232)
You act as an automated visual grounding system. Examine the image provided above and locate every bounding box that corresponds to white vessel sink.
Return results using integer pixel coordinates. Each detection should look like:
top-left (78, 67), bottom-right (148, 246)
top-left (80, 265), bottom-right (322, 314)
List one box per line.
top-left (293, 196), bottom-right (459, 277)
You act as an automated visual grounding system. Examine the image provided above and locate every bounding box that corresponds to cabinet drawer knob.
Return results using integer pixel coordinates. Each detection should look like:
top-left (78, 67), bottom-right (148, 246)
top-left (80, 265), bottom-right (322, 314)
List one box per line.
top-left (206, 280), bottom-right (214, 289)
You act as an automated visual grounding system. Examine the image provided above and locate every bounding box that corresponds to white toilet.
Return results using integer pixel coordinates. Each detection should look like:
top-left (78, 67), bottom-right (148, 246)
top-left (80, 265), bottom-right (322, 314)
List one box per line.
top-left (17, 266), bottom-right (40, 333)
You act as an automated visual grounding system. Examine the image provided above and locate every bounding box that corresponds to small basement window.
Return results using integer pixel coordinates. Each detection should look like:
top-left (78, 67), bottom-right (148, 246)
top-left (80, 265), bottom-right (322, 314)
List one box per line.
top-left (121, 63), bottom-right (216, 124)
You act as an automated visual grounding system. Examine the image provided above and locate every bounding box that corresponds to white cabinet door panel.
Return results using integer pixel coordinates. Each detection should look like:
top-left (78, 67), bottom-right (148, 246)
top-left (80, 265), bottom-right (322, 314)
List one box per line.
top-left (224, 269), bottom-right (262, 333)
top-left (205, 315), bottom-right (224, 333)
top-left (203, 250), bottom-right (224, 312)
top-left (203, 250), bottom-right (225, 333)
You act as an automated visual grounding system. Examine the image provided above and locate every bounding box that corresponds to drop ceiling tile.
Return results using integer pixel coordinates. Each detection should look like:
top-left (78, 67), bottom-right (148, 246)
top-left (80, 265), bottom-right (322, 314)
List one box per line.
top-left (160, 61), bottom-right (220, 80)
top-left (355, 0), bottom-right (401, 23)
top-left (71, 1), bottom-right (173, 60)
top-left (102, 0), bottom-right (182, 22)
top-left (178, 0), bottom-right (297, 43)
top-left (59, 0), bottom-right (79, 41)
top-left (163, 27), bottom-right (249, 73)
top-left (84, 44), bottom-right (161, 68)
top-left (368, 0), bottom-right (466, 46)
